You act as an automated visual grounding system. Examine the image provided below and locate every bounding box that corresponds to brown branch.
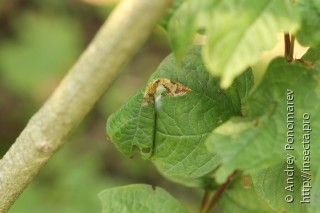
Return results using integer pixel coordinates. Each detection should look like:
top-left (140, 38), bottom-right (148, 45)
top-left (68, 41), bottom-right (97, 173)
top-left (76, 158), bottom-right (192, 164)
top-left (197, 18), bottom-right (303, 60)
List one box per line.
top-left (200, 170), bottom-right (238, 213)
top-left (0, 0), bottom-right (173, 212)
top-left (289, 34), bottom-right (295, 60)
top-left (284, 33), bottom-right (292, 62)
top-left (200, 190), bottom-right (211, 211)
top-left (284, 33), bottom-right (296, 63)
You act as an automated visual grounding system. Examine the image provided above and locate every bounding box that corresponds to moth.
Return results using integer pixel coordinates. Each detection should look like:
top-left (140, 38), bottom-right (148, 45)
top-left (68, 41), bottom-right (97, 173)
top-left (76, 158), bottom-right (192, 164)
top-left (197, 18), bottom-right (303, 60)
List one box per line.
top-left (142, 78), bottom-right (191, 106)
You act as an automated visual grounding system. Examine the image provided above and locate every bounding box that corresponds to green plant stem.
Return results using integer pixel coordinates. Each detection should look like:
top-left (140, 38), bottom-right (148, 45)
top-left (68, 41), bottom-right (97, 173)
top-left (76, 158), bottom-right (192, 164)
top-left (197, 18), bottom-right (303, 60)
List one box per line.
top-left (200, 171), bottom-right (238, 213)
top-left (0, 0), bottom-right (173, 212)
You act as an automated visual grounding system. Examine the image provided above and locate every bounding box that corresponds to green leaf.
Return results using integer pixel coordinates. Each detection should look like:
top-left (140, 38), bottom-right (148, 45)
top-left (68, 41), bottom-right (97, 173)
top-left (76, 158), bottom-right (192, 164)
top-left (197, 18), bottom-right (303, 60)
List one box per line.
top-left (158, 0), bottom-right (187, 31)
top-left (309, 172), bottom-right (320, 213)
top-left (202, 0), bottom-right (299, 88)
top-left (167, 0), bottom-right (221, 61)
top-left (296, 0), bottom-right (320, 47)
top-left (107, 45), bottom-right (253, 186)
top-left (207, 56), bottom-right (320, 171)
top-left (99, 184), bottom-right (188, 213)
top-left (301, 46), bottom-right (320, 64)
top-left (106, 88), bottom-right (156, 159)
top-left (167, 0), bottom-right (199, 61)
top-left (166, 0), bottom-right (299, 88)
top-left (217, 174), bottom-right (276, 213)
top-left (251, 162), bottom-right (306, 213)
top-left (206, 55), bottom-right (320, 212)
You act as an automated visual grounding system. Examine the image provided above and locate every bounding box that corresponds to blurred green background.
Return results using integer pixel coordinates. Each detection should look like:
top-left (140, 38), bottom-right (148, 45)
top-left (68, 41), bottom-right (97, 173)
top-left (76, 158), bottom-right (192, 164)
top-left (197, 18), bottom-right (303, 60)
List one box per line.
top-left (0, 0), bottom-right (202, 212)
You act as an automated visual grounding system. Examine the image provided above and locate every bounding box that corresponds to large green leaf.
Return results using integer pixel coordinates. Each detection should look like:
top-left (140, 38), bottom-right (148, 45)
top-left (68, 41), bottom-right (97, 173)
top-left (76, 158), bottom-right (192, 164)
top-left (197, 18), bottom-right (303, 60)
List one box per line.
top-left (296, 48), bottom-right (320, 213)
top-left (107, 45), bottom-right (253, 186)
top-left (99, 184), bottom-right (188, 213)
top-left (166, 0), bottom-right (299, 88)
top-left (203, 0), bottom-right (299, 88)
top-left (296, 0), bottom-right (320, 47)
top-left (206, 53), bottom-right (320, 212)
top-left (207, 55), bottom-right (320, 171)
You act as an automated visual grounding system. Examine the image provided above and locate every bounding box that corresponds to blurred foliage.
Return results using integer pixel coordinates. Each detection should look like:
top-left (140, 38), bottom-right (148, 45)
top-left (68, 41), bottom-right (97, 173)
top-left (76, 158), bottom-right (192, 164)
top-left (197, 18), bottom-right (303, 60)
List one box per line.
top-left (0, 0), bottom-right (201, 212)
top-left (0, 12), bottom-right (82, 98)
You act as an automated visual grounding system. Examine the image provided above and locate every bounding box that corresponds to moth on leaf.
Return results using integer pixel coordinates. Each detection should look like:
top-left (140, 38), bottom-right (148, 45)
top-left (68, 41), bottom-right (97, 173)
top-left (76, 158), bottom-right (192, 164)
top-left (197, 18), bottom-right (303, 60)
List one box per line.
top-left (106, 45), bottom-right (253, 185)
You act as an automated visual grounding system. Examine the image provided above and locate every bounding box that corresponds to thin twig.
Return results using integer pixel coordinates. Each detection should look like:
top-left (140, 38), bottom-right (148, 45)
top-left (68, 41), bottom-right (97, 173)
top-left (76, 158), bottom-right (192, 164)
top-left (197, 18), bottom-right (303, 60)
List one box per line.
top-left (200, 170), bottom-right (238, 213)
top-left (200, 190), bottom-right (211, 211)
top-left (284, 33), bottom-right (292, 62)
top-left (284, 33), bottom-right (296, 63)
top-left (289, 34), bottom-right (295, 60)
top-left (295, 58), bottom-right (315, 67)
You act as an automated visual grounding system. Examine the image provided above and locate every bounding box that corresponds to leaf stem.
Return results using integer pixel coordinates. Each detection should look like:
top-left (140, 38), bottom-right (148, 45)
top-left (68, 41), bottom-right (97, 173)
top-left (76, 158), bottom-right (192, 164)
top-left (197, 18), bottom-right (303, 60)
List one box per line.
top-left (200, 190), bottom-right (211, 211)
top-left (284, 33), bottom-right (295, 62)
top-left (289, 34), bottom-right (295, 60)
top-left (200, 170), bottom-right (238, 213)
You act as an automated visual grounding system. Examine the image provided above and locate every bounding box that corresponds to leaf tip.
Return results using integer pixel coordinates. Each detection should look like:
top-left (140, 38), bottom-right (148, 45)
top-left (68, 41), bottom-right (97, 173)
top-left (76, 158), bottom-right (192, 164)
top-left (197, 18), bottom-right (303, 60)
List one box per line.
top-left (220, 77), bottom-right (233, 89)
